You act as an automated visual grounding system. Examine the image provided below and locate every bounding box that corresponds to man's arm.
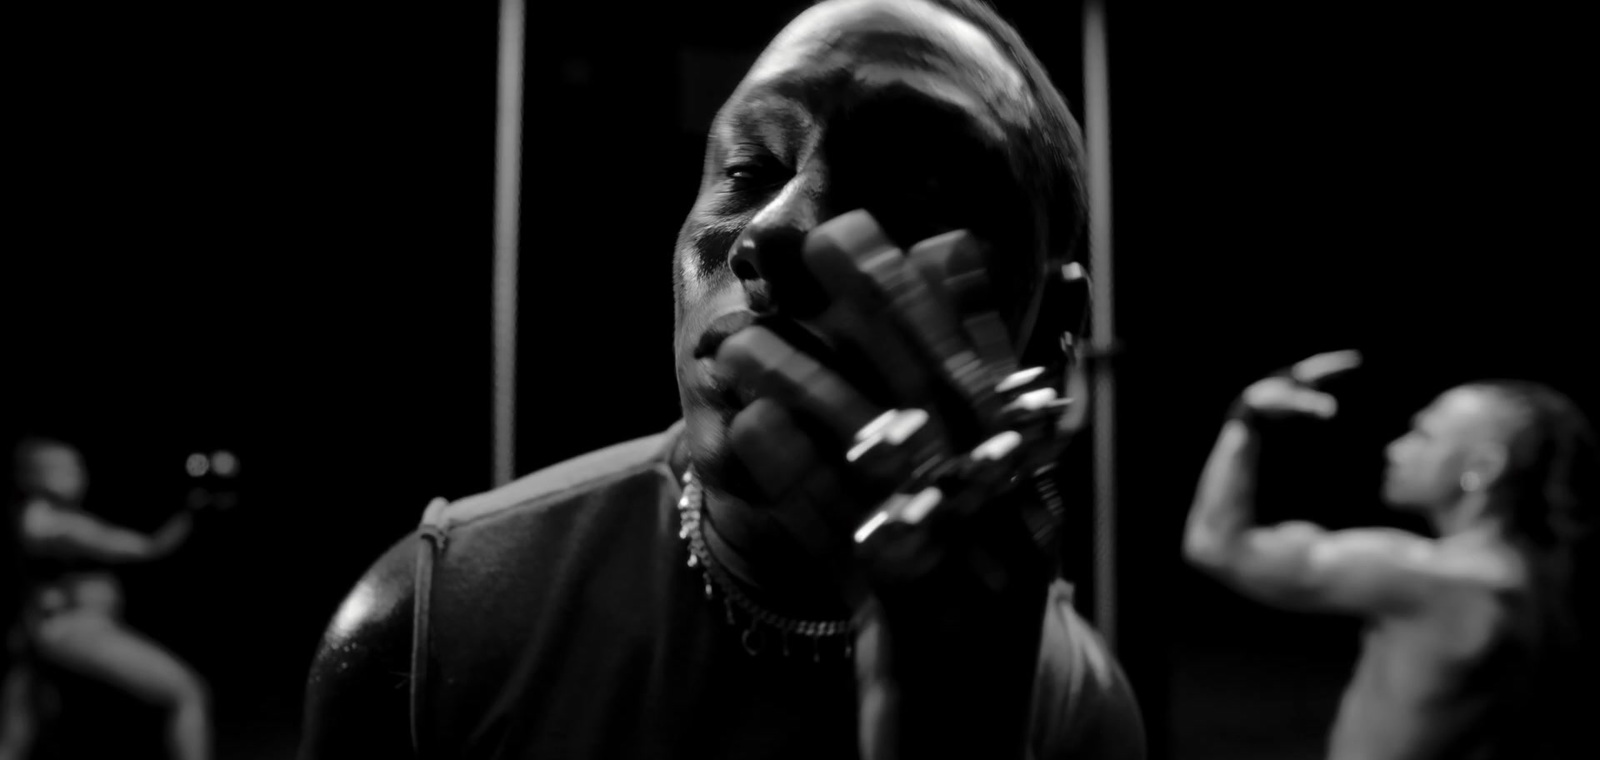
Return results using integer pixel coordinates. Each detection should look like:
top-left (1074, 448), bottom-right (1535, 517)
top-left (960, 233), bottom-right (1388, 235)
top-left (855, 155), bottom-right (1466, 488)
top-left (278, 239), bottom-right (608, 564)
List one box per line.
top-left (1182, 420), bottom-right (1438, 615)
top-left (21, 501), bottom-right (189, 564)
top-left (298, 533), bottom-right (419, 760)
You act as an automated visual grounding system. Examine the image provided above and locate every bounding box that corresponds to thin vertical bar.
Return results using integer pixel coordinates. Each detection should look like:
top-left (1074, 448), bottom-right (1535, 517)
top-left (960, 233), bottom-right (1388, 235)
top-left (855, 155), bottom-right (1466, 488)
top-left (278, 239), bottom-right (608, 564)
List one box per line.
top-left (1083, 0), bottom-right (1118, 652)
top-left (492, 0), bottom-right (525, 488)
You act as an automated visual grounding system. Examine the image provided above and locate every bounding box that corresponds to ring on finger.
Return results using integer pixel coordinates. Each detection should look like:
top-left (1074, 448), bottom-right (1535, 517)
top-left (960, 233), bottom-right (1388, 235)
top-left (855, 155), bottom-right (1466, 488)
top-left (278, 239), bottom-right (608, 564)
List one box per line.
top-left (845, 408), bottom-right (946, 487)
top-left (846, 408), bottom-right (931, 463)
top-left (995, 366), bottom-right (1049, 395)
top-left (852, 428), bottom-right (1029, 544)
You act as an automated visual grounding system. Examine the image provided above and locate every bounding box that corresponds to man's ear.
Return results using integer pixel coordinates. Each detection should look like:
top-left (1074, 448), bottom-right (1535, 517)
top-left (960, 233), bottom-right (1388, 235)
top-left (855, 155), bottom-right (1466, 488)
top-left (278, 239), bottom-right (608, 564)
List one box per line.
top-left (1466, 442), bottom-right (1511, 491)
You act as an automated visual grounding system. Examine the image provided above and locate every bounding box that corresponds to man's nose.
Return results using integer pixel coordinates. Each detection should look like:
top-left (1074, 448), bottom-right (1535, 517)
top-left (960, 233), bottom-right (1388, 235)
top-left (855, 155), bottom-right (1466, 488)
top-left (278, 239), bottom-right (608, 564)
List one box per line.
top-left (727, 181), bottom-right (831, 317)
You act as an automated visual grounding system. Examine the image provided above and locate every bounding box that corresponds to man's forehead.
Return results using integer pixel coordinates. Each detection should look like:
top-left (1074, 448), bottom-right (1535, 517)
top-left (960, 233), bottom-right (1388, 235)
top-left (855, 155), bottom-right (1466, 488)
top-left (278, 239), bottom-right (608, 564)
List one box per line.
top-left (1425, 387), bottom-right (1509, 436)
top-left (1438, 387), bottom-right (1491, 415)
top-left (742, 0), bottom-right (1024, 106)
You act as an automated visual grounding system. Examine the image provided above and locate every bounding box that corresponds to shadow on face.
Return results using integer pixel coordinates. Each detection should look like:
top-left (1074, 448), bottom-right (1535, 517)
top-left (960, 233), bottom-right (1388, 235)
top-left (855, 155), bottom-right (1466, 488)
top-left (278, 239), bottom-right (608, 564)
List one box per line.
top-left (670, 0), bottom-right (1046, 499)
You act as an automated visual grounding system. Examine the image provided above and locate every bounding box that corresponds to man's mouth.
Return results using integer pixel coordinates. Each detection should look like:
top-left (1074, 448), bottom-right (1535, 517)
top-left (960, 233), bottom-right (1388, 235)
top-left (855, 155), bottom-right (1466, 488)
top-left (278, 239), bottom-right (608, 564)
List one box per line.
top-left (693, 311), bottom-right (757, 360)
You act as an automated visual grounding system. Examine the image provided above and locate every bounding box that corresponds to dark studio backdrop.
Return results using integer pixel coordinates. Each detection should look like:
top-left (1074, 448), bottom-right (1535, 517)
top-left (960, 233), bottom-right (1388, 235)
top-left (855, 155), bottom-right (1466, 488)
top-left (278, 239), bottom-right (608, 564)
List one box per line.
top-left (4, 2), bottom-right (1591, 759)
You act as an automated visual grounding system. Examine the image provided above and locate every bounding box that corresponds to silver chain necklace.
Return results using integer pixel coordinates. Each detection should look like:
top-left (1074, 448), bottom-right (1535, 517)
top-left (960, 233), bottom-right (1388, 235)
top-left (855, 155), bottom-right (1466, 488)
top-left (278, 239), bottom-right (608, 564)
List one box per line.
top-left (677, 469), bottom-right (855, 662)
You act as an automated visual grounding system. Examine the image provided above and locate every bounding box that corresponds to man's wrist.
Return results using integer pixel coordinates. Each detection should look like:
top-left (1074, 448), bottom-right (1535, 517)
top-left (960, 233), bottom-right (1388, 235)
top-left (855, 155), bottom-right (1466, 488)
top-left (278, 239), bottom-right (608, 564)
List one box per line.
top-left (1227, 395), bottom-right (1261, 427)
top-left (1229, 365), bottom-right (1302, 427)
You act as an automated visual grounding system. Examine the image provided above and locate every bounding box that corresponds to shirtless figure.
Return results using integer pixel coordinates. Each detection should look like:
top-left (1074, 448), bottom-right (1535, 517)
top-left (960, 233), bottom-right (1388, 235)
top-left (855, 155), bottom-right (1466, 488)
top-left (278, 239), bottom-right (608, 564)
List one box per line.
top-left (1183, 350), bottom-right (1596, 759)
top-left (0, 438), bottom-right (210, 760)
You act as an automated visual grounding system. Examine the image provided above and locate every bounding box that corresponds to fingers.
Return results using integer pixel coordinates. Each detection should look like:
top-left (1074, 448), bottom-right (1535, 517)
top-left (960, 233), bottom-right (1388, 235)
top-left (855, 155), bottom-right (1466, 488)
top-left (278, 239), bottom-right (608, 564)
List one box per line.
top-left (719, 324), bottom-right (957, 499)
top-left (727, 398), bottom-right (823, 503)
top-left (1244, 349), bottom-right (1358, 419)
top-left (907, 231), bottom-right (1018, 374)
top-left (1244, 378), bottom-right (1340, 419)
top-left (729, 398), bottom-right (867, 562)
top-left (750, 211), bottom-right (950, 414)
top-left (1291, 349), bottom-right (1363, 386)
top-left (807, 296), bottom-right (947, 413)
top-left (718, 325), bottom-right (890, 451)
top-left (804, 212), bottom-right (1008, 429)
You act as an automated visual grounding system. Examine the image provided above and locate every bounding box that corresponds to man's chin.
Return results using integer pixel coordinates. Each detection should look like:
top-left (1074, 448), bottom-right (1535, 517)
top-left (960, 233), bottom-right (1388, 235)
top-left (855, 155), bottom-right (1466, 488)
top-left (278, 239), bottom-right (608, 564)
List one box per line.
top-left (1379, 487), bottom-right (1421, 512)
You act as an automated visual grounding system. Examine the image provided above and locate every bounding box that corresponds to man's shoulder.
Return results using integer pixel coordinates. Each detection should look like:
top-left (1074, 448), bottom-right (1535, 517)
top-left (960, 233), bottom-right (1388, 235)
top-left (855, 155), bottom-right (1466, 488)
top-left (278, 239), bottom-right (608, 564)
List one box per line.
top-left (425, 422), bottom-right (684, 536)
top-left (1431, 534), bottom-right (1526, 591)
top-left (300, 422), bottom-right (685, 757)
top-left (1324, 528), bottom-right (1522, 594)
top-left (301, 531), bottom-right (420, 758)
top-left (20, 497), bottom-right (64, 531)
top-left (315, 419), bottom-right (686, 648)
top-left (308, 531), bottom-right (420, 671)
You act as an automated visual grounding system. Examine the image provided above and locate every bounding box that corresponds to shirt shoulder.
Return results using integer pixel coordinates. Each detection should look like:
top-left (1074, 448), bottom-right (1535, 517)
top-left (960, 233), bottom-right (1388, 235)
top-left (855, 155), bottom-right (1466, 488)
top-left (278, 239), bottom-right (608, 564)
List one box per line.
top-left (426, 421), bottom-right (685, 535)
top-left (1031, 581), bottom-right (1147, 760)
top-left (301, 422), bottom-right (687, 758)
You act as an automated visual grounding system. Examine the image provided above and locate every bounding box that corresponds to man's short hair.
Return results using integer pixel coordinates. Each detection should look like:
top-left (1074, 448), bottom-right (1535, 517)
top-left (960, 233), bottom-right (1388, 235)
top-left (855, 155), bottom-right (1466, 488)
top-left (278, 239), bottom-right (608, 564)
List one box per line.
top-left (806, 0), bottom-right (1088, 349)
top-left (810, 0), bottom-right (1087, 258)
top-left (922, 0), bottom-right (1088, 256)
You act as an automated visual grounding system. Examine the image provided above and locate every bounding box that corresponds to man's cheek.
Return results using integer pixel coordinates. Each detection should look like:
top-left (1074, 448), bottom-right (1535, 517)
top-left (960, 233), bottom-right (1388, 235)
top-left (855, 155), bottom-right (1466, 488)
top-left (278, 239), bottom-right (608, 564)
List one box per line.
top-left (676, 248), bottom-right (713, 308)
top-left (687, 216), bottom-right (747, 278)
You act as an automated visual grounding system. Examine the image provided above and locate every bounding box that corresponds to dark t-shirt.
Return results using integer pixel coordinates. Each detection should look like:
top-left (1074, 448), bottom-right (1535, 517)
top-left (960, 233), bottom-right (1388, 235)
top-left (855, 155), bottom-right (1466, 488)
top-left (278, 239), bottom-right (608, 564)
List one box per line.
top-left (311, 422), bottom-right (1145, 759)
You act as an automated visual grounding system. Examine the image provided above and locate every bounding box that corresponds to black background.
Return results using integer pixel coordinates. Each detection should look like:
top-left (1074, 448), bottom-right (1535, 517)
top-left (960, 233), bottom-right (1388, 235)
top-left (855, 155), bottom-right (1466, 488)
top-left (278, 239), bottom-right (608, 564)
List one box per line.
top-left (4, 2), bottom-right (1591, 758)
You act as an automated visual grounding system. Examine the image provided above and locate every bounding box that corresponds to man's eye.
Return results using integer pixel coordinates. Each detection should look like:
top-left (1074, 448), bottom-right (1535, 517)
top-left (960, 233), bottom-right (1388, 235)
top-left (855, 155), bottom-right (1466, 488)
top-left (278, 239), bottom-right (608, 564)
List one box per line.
top-left (724, 164), bottom-right (762, 182)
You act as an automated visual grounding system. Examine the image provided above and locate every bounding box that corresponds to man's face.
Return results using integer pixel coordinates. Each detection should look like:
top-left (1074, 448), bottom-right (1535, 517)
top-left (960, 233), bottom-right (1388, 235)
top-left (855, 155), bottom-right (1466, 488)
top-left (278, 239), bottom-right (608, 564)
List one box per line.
top-left (1382, 387), bottom-right (1504, 511)
top-left (671, 0), bottom-right (1038, 498)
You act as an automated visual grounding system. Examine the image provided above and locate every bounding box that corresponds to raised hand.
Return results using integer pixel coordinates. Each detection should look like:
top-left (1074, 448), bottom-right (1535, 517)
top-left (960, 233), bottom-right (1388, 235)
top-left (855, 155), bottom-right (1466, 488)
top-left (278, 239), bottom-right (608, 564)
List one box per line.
top-left (151, 511), bottom-right (194, 557)
top-left (1239, 349), bottom-right (1363, 422)
top-left (715, 209), bottom-right (1077, 758)
top-left (717, 209), bottom-right (1071, 593)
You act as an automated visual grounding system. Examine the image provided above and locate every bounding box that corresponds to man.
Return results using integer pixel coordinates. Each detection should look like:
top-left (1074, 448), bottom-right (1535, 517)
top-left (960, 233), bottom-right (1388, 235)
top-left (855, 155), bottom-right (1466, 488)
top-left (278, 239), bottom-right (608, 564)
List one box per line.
top-left (300, 0), bottom-right (1144, 758)
top-left (0, 437), bottom-right (210, 760)
top-left (1184, 351), bottom-right (1596, 759)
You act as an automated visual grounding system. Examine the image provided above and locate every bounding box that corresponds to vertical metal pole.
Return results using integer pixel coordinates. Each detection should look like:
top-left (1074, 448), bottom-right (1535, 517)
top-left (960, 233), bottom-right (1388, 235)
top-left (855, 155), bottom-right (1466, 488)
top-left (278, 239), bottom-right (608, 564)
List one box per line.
top-left (1083, 0), bottom-right (1119, 652)
top-left (492, 0), bottom-right (525, 488)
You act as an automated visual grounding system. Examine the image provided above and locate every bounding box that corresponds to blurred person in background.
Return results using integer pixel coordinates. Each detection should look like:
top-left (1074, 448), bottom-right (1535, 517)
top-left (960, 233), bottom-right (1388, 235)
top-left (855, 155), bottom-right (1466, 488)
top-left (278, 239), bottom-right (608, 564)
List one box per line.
top-left (1185, 351), bottom-right (1597, 759)
top-left (0, 437), bottom-right (210, 760)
